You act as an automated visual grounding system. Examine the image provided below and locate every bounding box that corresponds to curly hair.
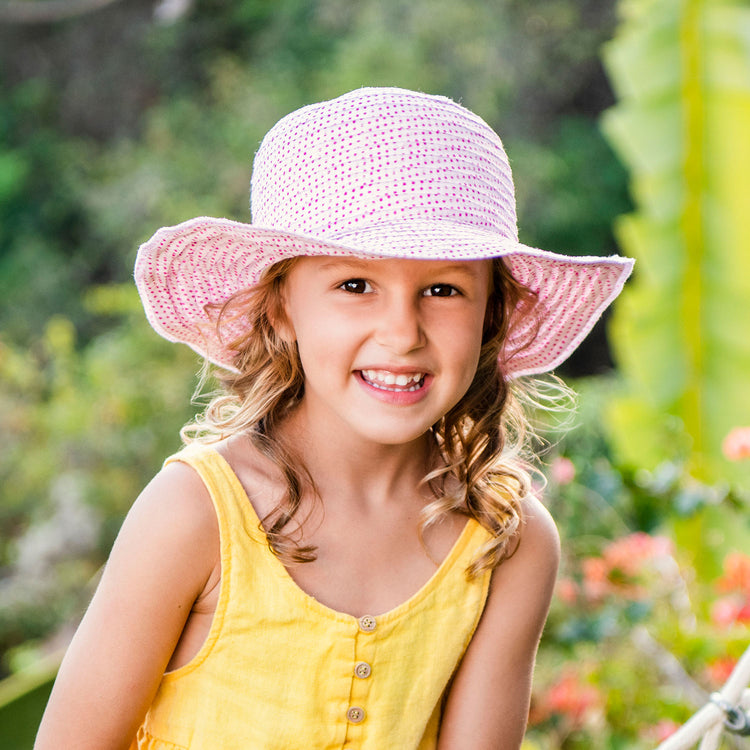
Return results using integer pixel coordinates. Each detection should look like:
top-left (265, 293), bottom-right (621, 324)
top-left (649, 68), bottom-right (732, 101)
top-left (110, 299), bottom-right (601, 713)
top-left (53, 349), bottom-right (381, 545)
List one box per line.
top-left (182, 258), bottom-right (559, 576)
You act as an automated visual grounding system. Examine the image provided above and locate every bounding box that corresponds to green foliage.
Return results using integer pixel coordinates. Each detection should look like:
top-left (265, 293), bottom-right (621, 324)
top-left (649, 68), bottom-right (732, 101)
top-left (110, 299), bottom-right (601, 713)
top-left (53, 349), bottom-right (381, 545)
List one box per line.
top-left (601, 0), bottom-right (750, 490)
top-left (0, 79), bottom-right (101, 343)
top-left (525, 379), bottom-right (750, 749)
top-left (0, 0), bottom-right (625, 350)
top-left (0, 287), bottom-right (198, 668)
top-left (0, 0), bottom-right (625, 693)
top-left (4, 2), bottom-right (710, 745)
top-left (0, 657), bottom-right (57, 750)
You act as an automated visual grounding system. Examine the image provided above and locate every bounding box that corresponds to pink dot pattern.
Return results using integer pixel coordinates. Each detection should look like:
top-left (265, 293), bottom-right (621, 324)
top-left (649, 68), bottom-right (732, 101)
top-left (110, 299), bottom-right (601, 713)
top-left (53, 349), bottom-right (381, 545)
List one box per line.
top-left (135, 87), bottom-right (634, 376)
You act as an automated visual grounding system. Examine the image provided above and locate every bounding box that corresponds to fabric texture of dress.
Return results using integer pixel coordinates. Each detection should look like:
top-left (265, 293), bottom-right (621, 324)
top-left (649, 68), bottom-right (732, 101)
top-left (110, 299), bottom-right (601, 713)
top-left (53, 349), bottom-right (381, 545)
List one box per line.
top-left (130, 445), bottom-right (493, 749)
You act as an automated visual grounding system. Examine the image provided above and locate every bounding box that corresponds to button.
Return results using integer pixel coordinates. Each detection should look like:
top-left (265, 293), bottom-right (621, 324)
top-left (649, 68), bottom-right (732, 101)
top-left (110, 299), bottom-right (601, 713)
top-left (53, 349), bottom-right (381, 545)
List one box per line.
top-left (347, 706), bottom-right (366, 724)
top-left (358, 615), bottom-right (376, 632)
top-left (354, 661), bottom-right (372, 679)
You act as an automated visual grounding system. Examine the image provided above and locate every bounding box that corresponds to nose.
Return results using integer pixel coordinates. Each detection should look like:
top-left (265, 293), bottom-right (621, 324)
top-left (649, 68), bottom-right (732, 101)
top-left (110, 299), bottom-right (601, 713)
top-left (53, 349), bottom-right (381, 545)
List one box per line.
top-left (373, 293), bottom-right (426, 354)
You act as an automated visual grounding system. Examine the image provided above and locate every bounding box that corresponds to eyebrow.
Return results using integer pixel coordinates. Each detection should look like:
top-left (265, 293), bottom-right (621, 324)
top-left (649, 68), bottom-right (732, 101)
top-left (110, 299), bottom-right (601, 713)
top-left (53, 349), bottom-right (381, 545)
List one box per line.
top-left (315, 258), bottom-right (486, 276)
top-left (315, 258), bottom-right (371, 271)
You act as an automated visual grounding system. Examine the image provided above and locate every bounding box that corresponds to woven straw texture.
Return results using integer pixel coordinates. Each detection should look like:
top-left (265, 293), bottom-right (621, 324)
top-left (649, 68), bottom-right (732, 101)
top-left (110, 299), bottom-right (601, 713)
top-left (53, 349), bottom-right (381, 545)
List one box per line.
top-left (135, 87), bottom-right (633, 376)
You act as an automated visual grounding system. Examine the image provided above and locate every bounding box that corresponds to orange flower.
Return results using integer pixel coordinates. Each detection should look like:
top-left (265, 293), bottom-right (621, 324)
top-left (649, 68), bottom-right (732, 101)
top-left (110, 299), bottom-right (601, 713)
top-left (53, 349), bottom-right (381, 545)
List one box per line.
top-left (544, 671), bottom-right (601, 726)
top-left (705, 657), bottom-right (738, 687)
top-left (717, 552), bottom-right (750, 596)
top-left (581, 532), bottom-right (673, 603)
top-left (582, 556), bottom-right (612, 602)
top-left (722, 427), bottom-right (750, 461)
top-left (556, 577), bottom-right (579, 605)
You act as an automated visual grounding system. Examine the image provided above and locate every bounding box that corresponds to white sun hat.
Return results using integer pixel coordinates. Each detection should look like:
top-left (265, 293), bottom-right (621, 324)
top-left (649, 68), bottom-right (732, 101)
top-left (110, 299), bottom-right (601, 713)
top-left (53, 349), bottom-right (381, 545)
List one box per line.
top-left (135, 87), bottom-right (633, 377)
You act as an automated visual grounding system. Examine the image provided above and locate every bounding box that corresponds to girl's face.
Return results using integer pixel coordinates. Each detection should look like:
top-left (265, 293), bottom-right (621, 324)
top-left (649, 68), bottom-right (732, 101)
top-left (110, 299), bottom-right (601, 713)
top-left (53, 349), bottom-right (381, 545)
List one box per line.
top-left (280, 256), bottom-right (492, 449)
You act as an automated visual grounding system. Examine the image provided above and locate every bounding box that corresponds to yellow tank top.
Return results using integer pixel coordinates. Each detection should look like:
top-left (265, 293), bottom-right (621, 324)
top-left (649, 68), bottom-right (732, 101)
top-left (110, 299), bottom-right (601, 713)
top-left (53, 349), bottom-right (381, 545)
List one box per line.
top-left (131, 445), bottom-right (492, 750)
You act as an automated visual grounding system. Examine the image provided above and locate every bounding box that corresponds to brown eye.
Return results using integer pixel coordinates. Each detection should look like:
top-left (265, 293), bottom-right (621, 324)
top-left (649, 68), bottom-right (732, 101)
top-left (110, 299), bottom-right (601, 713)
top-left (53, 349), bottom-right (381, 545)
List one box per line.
top-left (424, 284), bottom-right (458, 297)
top-left (340, 279), bottom-right (371, 294)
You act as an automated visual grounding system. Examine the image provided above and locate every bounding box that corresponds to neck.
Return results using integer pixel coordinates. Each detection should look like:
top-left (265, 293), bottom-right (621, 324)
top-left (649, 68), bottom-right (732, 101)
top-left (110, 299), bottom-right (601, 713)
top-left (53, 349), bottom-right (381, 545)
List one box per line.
top-left (276, 403), bottom-right (435, 510)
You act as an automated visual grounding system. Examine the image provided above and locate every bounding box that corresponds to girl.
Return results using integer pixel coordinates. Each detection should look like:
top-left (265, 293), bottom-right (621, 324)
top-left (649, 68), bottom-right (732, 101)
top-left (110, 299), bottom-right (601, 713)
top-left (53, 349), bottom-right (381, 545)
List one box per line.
top-left (36, 87), bottom-right (633, 750)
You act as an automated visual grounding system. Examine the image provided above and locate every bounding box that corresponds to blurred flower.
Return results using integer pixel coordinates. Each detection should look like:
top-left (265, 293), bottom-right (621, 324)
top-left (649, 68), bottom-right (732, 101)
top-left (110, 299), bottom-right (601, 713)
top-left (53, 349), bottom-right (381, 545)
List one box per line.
top-left (646, 719), bottom-right (681, 743)
top-left (717, 552), bottom-right (750, 595)
top-left (550, 456), bottom-right (576, 485)
top-left (582, 556), bottom-right (612, 602)
top-left (581, 532), bottom-right (674, 603)
top-left (556, 577), bottom-right (579, 605)
top-left (705, 656), bottom-right (738, 687)
top-left (710, 597), bottom-right (750, 629)
top-left (722, 426), bottom-right (750, 461)
top-left (603, 532), bottom-right (673, 575)
top-left (532, 670), bottom-right (602, 729)
top-left (710, 552), bottom-right (750, 629)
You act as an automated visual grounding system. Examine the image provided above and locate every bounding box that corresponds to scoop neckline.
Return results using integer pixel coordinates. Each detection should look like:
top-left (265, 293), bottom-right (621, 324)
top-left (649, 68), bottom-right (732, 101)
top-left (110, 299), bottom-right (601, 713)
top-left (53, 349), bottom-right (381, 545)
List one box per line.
top-left (204, 445), bottom-right (485, 627)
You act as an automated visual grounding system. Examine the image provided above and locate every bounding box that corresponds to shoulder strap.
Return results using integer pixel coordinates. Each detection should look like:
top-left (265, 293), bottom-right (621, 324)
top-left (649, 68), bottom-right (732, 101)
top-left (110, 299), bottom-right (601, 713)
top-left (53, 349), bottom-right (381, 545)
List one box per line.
top-left (164, 444), bottom-right (268, 546)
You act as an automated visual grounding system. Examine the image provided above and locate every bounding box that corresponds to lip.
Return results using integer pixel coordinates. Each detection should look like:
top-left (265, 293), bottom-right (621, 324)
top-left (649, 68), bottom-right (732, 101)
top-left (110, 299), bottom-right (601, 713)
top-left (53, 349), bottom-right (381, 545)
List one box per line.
top-left (358, 364), bottom-right (432, 375)
top-left (354, 368), bottom-right (433, 406)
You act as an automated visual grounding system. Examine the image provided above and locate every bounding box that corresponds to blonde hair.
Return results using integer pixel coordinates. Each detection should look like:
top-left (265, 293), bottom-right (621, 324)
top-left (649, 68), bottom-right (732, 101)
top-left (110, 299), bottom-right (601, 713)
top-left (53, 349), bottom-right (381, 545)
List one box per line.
top-left (183, 258), bottom-right (566, 576)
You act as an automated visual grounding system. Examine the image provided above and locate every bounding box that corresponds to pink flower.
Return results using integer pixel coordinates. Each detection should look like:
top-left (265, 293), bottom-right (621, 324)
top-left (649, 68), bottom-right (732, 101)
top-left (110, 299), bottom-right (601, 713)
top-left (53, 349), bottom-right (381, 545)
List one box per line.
top-left (722, 427), bottom-right (750, 461)
top-left (603, 532), bottom-right (672, 575)
top-left (711, 597), bottom-right (750, 628)
top-left (648, 720), bottom-right (681, 742)
top-left (550, 456), bottom-right (576, 485)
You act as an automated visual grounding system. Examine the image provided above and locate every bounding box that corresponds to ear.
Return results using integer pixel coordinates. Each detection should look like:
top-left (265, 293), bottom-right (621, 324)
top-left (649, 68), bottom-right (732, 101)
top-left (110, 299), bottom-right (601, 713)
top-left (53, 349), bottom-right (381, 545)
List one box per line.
top-left (267, 290), bottom-right (296, 344)
top-left (483, 290), bottom-right (500, 342)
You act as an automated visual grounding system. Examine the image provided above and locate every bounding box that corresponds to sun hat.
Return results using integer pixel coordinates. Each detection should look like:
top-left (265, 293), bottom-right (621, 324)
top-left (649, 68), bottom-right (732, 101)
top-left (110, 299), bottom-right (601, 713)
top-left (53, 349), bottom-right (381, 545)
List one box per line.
top-left (135, 86), bottom-right (633, 377)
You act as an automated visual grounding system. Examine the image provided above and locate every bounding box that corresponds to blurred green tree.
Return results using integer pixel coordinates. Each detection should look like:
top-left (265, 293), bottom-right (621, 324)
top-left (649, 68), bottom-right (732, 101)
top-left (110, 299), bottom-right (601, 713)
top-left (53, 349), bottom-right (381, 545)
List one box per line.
top-left (0, 0), bottom-right (627, 361)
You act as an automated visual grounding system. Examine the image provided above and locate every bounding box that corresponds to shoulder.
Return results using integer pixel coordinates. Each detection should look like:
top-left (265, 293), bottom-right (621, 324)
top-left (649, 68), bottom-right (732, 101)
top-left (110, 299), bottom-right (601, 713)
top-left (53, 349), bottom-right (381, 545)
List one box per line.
top-left (214, 435), bottom-right (288, 520)
top-left (104, 453), bottom-right (221, 597)
top-left (517, 493), bottom-right (561, 571)
top-left (487, 494), bottom-right (560, 604)
top-left (127, 453), bottom-right (217, 542)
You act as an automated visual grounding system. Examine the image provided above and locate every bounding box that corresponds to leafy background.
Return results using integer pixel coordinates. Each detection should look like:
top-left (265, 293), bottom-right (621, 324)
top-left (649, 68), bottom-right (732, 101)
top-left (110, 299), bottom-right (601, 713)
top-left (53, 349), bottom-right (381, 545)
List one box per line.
top-left (0, 1), bottom-right (748, 748)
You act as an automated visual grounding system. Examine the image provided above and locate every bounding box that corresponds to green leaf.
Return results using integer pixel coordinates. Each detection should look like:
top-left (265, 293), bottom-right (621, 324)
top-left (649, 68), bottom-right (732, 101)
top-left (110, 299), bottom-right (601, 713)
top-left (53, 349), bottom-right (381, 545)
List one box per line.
top-left (602, 0), bottom-right (750, 491)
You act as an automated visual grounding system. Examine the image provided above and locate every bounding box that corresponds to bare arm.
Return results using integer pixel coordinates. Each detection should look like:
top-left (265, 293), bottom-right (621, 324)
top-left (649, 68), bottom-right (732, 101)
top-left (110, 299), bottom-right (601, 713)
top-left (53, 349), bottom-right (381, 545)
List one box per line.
top-left (35, 461), bottom-right (219, 750)
top-left (437, 496), bottom-right (560, 750)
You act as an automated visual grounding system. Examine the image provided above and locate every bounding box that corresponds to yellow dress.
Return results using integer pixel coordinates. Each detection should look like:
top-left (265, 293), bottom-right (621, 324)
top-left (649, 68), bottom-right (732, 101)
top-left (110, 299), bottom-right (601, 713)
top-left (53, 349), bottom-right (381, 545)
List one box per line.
top-left (131, 445), bottom-right (492, 749)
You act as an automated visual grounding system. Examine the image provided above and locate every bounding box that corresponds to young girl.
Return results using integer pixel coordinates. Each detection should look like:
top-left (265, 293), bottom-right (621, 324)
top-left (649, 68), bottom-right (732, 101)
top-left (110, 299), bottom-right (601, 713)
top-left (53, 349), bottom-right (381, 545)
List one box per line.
top-left (36, 87), bottom-right (632, 750)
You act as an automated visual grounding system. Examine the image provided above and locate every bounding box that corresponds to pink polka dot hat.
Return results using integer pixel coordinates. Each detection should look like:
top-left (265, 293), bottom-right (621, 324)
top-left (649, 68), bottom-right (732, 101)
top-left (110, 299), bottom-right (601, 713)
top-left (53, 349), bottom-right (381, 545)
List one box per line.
top-left (135, 87), bottom-right (633, 377)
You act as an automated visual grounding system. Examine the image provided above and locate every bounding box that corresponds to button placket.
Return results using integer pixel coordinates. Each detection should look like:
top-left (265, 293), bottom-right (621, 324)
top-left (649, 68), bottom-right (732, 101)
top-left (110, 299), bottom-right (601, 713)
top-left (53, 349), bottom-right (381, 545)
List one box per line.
top-left (347, 615), bottom-right (377, 729)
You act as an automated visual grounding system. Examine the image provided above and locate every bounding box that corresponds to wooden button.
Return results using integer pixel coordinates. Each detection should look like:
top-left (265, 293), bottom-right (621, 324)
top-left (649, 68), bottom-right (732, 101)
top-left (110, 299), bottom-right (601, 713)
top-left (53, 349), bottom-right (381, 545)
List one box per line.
top-left (354, 661), bottom-right (372, 679)
top-left (347, 706), bottom-right (366, 723)
top-left (358, 615), bottom-right (376, 632)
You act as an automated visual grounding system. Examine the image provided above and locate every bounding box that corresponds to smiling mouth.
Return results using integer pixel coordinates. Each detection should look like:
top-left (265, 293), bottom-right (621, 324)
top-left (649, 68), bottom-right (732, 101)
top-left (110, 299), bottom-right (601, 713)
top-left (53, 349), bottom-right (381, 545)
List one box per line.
top-left (359, 369), bottom-right (426, 392)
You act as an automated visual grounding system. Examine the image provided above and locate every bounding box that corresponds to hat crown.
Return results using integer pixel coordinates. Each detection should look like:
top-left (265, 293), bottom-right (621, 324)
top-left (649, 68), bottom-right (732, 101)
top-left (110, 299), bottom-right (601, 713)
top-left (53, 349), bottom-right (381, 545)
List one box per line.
top-left (250, 87), bottom-right (519, 243)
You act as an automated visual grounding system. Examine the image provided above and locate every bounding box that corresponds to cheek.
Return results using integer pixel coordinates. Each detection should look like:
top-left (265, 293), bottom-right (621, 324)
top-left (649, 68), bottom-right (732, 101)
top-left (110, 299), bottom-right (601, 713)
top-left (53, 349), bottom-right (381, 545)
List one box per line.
top-left (451, 316), bottom-right (487, 386)
top-left (292, 314), bottom-right (358, 376)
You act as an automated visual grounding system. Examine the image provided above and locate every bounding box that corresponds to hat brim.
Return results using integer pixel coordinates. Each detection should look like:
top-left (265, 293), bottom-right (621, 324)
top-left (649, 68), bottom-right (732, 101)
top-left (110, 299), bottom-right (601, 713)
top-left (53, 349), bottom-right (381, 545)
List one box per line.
top-left (135, 216), bottom-right (633, 377)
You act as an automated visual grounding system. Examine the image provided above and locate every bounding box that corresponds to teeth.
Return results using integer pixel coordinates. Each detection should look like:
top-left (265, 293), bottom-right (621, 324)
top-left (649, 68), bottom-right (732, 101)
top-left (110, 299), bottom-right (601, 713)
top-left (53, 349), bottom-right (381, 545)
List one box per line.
top-left (361, 369), bottom-right (425, 391)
